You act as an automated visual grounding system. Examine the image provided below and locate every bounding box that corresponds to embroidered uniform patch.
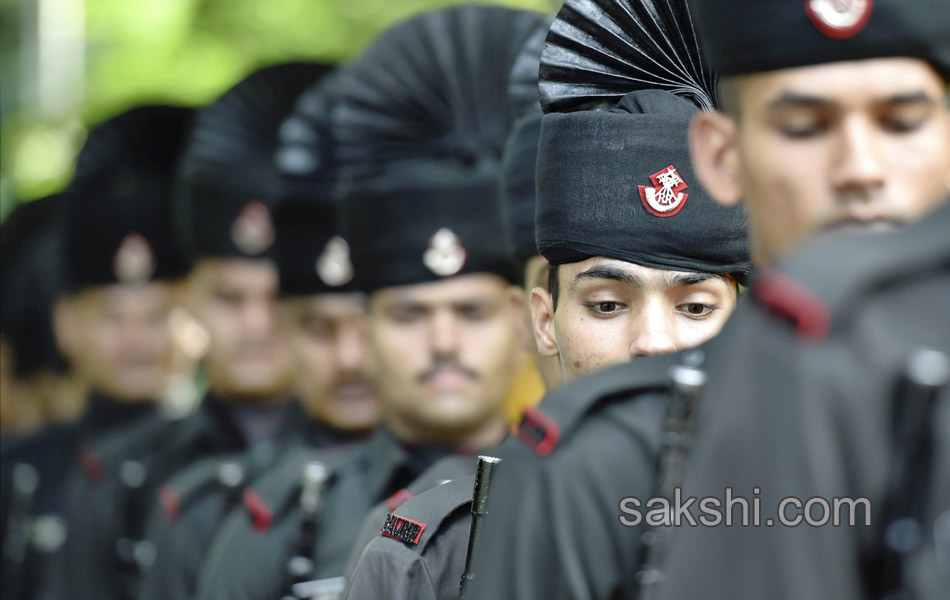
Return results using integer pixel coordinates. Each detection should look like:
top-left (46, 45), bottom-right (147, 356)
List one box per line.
top-left (638, 165), bottom-right (689, 217)
top-left (805, 0), bottom-right (873, 40)
top-left (381, 513), bottom-right (426, 545)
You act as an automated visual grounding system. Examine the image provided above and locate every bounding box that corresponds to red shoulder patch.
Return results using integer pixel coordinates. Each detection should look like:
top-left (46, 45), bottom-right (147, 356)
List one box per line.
top-left (242, 488), bottom-right (273, 533)
top-left (753, 271), bottom-right (831, 340)
top-left (386, 488), bottom-right (414, 511)
top-left (159, 484), bottom-right (181, 522)
top-left (381, 513), bottom-right (426, 545)
top-left (516, 406), bottom-right (561, 456)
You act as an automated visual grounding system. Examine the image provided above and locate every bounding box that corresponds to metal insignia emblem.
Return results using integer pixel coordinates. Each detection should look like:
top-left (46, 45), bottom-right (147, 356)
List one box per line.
top-left (638, 165), bottom-right (689, 218)
top-left (805, 0), bottom-right (873, 39)
top-left (231, 201), bottom-right (275, 255)
top-left (113, 233), bottom-right (156, 284)
top-left (316, 236), bottom-right (354, 287)
top-left (380, 513), bottom-right (427, 545)
top-left (422, 228), bottom-right (467, 277)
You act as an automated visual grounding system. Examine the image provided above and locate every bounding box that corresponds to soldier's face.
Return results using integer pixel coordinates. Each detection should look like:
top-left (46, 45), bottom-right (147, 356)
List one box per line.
top-left (369, 273), bottom-right (523, 445)
top-left (531, 257), bottom-right (737, 383)
top-left (281, 293), bottom-right (380, 432)
top-left (54, 283), bottom-right (177, 402)
top-left (187, 259), bottom-right (291, 400)
top-left (691, 57), bottom-right (950, 266)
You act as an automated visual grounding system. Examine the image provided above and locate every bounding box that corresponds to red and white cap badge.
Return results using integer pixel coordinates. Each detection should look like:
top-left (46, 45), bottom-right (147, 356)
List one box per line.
top-left (423, 228), bottom-right (467, 277)
top-left (316, 236), bottom-right (354, 287)
top-left (113, 233), bottom-right (156, 284)
top-left (638, 165), bottom-right (689, 217)
top-left (805, 0), bottom-right (873, 40)
top-left (231, 201), bottom-right (275, 256)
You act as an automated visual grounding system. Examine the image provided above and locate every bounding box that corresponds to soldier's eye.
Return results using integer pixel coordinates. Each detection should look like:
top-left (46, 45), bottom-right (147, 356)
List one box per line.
top-left (584, 301), bottom-right (624, 315)
top-left (678, 303), bottom-right (717, 318)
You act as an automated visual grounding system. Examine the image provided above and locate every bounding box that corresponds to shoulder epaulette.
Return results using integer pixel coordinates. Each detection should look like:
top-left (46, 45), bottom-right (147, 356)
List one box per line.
top-left (379, 476), bottom-right (474, 552)
top-left (516, 353), bottom-right (680, 455)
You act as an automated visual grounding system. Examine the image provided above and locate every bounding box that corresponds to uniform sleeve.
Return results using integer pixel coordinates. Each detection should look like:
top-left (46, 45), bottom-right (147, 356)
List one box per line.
top-left (344, 536), bottom-right (439, 600)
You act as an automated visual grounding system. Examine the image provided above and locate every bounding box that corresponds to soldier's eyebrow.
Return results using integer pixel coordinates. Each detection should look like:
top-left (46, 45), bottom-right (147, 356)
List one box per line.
top-left (571, 265), bottom-right (645, 290)
top-left (767, 92), bottom-right (835, 110)
top-left (873, 91), bottom-right (937, 107)
top-left (667, 272), bottom-right (727, 287)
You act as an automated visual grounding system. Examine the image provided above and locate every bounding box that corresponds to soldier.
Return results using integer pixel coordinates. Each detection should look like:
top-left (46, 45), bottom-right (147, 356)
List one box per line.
top-left (1, 105), bottom-right (193, 600)
top-left (0, 195), bottom-right (83, 441)
top-left (190, 7), bottom-right (547, 600)
top-left (654, 0), bottom-right (950, 598)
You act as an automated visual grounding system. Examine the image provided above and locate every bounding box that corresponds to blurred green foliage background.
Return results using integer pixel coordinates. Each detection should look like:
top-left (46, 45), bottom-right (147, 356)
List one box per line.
top-left (0, 0), bottom-right (559, 220)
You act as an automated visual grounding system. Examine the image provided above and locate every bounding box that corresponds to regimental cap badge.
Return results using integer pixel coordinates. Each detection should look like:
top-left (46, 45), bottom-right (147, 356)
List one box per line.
top-left (422, 228), bottom-right (467, 277)
top-left (638, 165), bottom-right (689, 218)
top-left (231, 201), bottom-right (275, 256)
top-left (805, 0), bottom-right (873, 40)
top-left (316, 236), bottom-right (354, 287)
top-left (113, 233), bottom-right (156, 284)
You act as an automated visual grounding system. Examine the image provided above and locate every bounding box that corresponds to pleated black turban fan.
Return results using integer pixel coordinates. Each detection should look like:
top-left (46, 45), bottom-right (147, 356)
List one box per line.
top-left (64, 105), bottom-right (194, 289)
top-left (332, 5), bottom-right (548, 291)
top-left (174, 62), bottom-right (333, 263)
top-left (534, 0), bottom-right (751, 279)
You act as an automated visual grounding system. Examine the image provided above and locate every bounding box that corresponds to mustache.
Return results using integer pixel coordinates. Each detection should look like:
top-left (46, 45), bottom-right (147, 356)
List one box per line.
top-left (417, 358), bottom-right (479, 384)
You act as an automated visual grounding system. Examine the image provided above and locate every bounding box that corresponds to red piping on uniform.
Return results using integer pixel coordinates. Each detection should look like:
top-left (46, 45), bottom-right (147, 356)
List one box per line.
top-left (243, 488), bottom-right (273, 533)
top-left (753, 271), bottom-right (831, 341)
top-left (78, 447), bottom-right (105, 483)
top-left (159, 484), bottom-right (181, 522)
top-left (387, 488), bottom-right (414, 511)
top-left (517, 407), bottom-right (561, 457)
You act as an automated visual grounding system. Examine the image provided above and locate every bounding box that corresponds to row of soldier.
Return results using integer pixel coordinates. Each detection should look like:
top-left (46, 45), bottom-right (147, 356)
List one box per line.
top-left (1, 0), bottom-right (948, 599)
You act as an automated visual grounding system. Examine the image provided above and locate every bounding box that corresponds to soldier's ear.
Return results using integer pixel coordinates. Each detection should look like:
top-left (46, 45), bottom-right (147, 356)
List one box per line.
top-left (529, 287), bottom-right (559, 359)
top-left (52, 295), bottom-right (80, 363)
top-left (689, 110), bottom-right (743, 207)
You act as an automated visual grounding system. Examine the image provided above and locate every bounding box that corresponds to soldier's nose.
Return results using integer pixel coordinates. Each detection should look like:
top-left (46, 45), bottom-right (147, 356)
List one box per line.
top-left (628, 301), bottom-right (678, 359)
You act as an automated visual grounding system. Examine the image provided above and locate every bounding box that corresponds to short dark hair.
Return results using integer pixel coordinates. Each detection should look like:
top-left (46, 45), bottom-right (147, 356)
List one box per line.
top-left (548, 263), bottom-right (560, 311)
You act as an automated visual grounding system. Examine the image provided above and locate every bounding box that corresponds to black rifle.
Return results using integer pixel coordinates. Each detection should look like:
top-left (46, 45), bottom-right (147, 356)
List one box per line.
top-left (872, 348), bottom-right (948, 600)
top-left (636, 352), bottom-right (708, 597)
top-left (459, 455), bottom-right (502, 599)
top-left (281, 461), bottom-right (331, 600)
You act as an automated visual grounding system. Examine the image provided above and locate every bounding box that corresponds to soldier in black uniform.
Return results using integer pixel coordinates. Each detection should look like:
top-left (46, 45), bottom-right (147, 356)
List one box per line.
top-left (1, 105), bottom-right (193, 600)
top-left (0, 194), bottom-right (81, 440)
top-left (190, 7), bottom-right (548, 600)
top-left (654, 0), bottom-right (950, 598)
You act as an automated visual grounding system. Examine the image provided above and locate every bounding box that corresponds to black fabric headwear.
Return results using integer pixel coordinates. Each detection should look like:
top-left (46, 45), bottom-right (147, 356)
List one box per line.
top-left (0, 195), bottom-right (69, 377)
top-left (688, 0), bottom-right (950, 79)
top-left (340, 164), bottom-right (518, 293)
top-left (63, 105), bottom-right (194, 289)
top-left (274, 198), bottom-right (357, 295)
top-left (501, 112), bottom-right (544, 266)
top-left (500, 20), bottom-right (548, 267)
top-left (535, 0), bottom-right (750, 278)
top-left (332, 5), bottom-right (547, 290)
top-left (174, 62), bottom-right (333, 262)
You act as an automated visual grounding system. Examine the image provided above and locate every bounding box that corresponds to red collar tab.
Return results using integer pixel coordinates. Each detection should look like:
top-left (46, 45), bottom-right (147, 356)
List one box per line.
top-left (386, 488), bottom-right (415, 511)
top-left (516, 406), bottom-right (561, 456)
top-left (753, 271), bottom-right (831, 340)
top-left (381, 513), bottom-right (426, 545)
top-left (159, 484), bottom-right (181, 522)
top-left (242, 488), bottom-right (273, 533)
